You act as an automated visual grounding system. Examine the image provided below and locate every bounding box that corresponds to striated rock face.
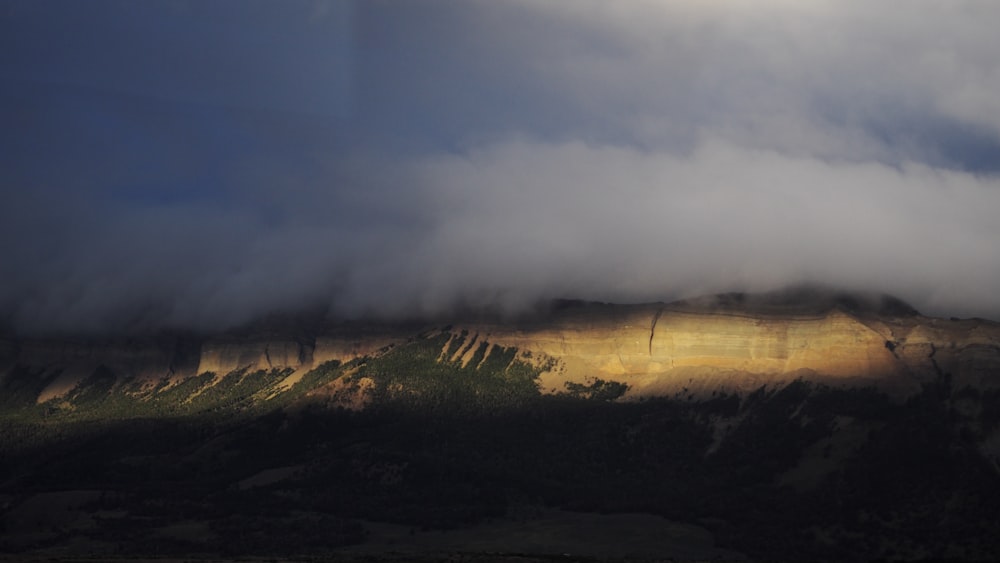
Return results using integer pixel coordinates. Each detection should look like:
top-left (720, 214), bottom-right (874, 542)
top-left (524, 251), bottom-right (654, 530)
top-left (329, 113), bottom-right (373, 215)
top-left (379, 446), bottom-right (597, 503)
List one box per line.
top-left (196, 338), bottom-right (313, 376)
top-left (3, 291), bottom-right (1000, 403)
top-left (5, 336), bottom-right (201, 402)
top-left (445, 303), bottom-right (918, 398)
top-left (427, 291), bottom-right (1000, 399)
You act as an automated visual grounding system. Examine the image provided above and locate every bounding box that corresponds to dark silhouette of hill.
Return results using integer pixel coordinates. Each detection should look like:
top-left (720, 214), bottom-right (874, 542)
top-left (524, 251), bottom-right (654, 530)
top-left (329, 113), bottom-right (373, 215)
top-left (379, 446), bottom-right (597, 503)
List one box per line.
top-left (1, 288), bottom-right (999, 561)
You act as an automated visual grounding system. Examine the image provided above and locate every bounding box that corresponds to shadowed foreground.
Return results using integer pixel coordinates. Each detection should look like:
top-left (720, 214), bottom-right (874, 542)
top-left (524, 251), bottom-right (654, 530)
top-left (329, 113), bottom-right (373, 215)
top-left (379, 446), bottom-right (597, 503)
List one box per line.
top-left (3, 295), bottom-right (1000, 560)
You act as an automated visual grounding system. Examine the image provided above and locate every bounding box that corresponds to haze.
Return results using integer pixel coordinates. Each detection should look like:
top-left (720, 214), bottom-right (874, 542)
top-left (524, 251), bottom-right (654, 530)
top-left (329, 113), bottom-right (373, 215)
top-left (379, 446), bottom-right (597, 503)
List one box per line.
top-left (3, 0), bottom-right (1000, 334)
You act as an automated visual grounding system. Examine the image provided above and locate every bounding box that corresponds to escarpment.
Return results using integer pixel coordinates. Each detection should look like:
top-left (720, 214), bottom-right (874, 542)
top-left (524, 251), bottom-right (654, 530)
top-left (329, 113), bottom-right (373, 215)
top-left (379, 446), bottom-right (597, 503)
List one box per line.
top-left (3, 291), bottom-right (1000, 405)
top-left (445, 301), bottom-right (935, 399)
top-left (6, 291), bottom-right (1000, 563)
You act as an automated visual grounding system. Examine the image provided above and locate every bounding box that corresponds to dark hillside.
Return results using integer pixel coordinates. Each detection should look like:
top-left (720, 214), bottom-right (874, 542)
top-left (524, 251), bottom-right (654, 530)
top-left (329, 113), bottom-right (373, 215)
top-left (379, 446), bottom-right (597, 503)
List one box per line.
top-left (2, 328), bottom-right (999, 560)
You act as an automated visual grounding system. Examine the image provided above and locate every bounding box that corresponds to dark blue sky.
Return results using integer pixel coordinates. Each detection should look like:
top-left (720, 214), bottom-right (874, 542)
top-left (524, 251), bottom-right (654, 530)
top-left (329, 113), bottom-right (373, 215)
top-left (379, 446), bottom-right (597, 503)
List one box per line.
top-left (3, 0), bottom-right (1000, 333)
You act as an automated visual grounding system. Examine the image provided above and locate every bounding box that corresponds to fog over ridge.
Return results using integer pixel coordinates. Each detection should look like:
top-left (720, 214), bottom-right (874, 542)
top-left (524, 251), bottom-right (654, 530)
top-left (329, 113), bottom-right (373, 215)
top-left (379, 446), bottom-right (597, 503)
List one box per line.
top-left (3, 0), bottom-right (1000, 334)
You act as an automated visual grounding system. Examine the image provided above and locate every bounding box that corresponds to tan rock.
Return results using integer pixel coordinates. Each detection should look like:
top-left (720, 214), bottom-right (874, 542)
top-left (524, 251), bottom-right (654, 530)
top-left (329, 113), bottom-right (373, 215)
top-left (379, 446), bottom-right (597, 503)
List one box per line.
top-left (6, 293), bottom-right (1000, 405)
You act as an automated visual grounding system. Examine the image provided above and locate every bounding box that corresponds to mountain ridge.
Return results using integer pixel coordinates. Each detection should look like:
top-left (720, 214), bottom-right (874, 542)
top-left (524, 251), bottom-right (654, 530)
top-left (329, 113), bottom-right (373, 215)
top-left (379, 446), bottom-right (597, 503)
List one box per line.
top-left (4, 289), bottom-right (1000, 560)
top-left (3, 289), bottom-right (999, 409)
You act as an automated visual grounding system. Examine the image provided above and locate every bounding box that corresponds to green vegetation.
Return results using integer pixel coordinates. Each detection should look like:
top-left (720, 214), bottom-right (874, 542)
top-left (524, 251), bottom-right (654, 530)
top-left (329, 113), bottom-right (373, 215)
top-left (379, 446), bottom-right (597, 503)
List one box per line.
top-left (563, 378), bottom-right (628, 401)
top-left (66, 364), bottom-right (118, 407)
top-left (2, 332), bottom-right (1000, 560)
top-left (0, 365), bottom-right (59, 419)
top-left (344, 332), bottom-right (542, 414)
top-left (0, 330), bottom-right (545, 427)
top-left (443, 329), bottom-right (467, 359)
top-left (292, 359), bottom-right (344, 392)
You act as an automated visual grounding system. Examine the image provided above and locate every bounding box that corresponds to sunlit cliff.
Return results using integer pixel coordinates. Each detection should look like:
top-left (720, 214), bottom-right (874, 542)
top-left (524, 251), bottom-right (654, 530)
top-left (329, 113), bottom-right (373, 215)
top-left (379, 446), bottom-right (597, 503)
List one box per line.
top-left (3, 289), bottom-right (999, 406)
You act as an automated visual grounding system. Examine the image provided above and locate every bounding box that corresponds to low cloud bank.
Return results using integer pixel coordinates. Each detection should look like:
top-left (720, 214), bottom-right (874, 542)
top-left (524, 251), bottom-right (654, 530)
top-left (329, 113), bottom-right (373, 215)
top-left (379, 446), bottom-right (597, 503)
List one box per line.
top-left (5, 138), bottom-right (1000, 334)
top-left (4, 1), bottom-right (1000, 333)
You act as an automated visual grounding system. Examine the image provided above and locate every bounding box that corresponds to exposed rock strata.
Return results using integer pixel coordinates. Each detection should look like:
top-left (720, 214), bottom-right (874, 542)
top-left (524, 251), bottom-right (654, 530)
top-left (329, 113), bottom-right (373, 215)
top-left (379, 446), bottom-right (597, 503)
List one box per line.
top-left (3, 293), bottom-right (999, 403)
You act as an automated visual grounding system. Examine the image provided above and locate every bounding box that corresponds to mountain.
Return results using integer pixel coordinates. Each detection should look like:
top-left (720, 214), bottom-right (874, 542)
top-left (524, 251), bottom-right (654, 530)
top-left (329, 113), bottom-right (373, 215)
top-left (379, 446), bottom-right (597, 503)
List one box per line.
top-left (2, 289), bottom-right (1000, 560)
top-left (4, 288), bottom-right (998, 405)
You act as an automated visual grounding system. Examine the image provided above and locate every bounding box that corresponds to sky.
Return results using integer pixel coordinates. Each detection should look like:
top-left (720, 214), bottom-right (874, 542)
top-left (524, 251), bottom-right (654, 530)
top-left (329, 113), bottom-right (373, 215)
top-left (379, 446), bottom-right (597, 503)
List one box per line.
top-left (3, 0), bottom-right (1000, 334)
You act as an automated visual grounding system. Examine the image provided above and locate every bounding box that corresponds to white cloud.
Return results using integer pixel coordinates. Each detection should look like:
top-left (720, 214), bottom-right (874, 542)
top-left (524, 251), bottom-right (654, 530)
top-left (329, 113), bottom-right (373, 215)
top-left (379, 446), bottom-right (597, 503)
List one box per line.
top-left (330, 136), bottom-right (1000, 319)
top-left (512, 1), bottom-right (1000, 160)
top-left (5, 1), bottom-right (1000, 333)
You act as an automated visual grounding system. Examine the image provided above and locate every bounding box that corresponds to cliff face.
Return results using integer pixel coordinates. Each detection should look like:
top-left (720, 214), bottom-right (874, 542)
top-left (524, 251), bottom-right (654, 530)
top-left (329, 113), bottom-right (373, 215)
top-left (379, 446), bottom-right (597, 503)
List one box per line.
top-left (196, 338), bottom-right (312, 378)
top-left (3, 293), bottom-right (999, 404)
top-left (1, 336), bottom-right (202, 402)
top-left (445, 303), bottom-right (942, 398)
top-left (6, 293), bottom-right (999, 562)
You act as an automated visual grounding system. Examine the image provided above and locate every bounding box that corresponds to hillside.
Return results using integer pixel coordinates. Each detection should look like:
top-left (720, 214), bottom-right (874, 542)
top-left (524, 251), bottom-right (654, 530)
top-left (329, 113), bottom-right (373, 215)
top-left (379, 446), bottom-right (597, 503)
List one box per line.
top-left (4, 288), bottom-right (999, 406)
top-left (2, 290), bottom-right (1000, 560)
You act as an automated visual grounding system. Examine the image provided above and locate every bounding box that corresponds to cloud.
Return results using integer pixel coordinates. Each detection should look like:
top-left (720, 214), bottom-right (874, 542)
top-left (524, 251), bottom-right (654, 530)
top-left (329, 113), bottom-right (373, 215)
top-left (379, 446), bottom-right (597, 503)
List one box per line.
top-left (3, 1), bottom-right (1000, 333)
top-left (327, 138), bottom-right (1000, 320)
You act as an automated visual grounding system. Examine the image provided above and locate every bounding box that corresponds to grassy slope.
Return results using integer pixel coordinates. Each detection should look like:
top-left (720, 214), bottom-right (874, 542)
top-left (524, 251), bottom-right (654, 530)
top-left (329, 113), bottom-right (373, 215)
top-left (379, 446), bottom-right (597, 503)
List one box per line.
top-left (1, 331), bottom-right (999, 560)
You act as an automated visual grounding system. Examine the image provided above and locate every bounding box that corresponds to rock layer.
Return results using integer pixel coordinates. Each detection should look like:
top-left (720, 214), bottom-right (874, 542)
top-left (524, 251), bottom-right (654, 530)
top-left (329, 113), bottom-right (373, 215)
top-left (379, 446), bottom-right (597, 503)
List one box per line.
top-left (451, 302), bottom-right (925, 398)
top-left (3, 293), bottom-right (999, 403)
